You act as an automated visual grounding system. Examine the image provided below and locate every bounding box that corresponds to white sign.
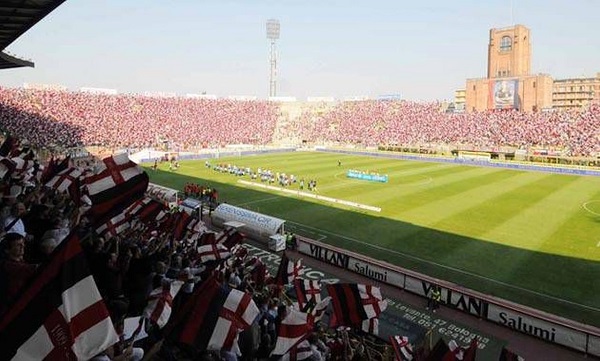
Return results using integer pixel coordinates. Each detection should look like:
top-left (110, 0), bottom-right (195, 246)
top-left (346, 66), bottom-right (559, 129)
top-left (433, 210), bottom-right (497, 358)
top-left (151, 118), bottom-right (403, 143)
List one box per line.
top-left (213, 204), bottom-right (285, 235)
top-left (297, 237), bottom-right (600, 356)
top-left (486, 304), bottom-right (587, 352)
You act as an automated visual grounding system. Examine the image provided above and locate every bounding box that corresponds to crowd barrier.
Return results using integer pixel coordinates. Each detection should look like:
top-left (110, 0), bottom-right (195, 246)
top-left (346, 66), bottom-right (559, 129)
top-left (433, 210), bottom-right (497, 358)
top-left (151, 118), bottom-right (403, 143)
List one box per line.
top-left (320, 148), bottom-right (600, 177)
top-left (138, 147), bottom-right (296, 164)
top-left (296, 237), bottom-right (600, 357)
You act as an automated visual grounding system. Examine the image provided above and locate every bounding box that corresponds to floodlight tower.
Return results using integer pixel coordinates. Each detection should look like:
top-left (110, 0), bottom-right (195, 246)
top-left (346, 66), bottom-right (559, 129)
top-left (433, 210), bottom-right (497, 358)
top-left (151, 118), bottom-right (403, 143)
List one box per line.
top-left (266, 19), bottom-right (280, 97)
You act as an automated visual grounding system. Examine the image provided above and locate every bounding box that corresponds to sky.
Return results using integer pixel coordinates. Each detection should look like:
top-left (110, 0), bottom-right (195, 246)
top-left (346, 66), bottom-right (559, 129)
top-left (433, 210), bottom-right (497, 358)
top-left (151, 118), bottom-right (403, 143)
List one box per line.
top-left (0, 0), bottom-right (598, 101)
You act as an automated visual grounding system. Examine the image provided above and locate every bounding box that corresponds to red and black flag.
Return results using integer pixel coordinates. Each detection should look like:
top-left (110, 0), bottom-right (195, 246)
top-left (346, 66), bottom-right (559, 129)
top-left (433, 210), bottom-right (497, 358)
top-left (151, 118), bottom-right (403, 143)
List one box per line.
top-left (173, 211), bottom-right (194, 241)
top-left (293, 279), bottom-right (322, 311)
top-left (274, 253), bottom-right (302, 286)
top-left (0, 231), bottom-right (118, 360)
top-left (325, 283), bottom-right (387, 327)
top-left (82, 153), bottom-right (148, 222)
top-left (168, 277), bottom-right (259, 354)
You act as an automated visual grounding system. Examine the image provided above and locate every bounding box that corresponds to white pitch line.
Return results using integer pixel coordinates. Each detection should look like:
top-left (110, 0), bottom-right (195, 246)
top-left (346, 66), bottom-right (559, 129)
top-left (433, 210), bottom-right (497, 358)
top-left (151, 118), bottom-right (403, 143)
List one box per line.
top-left (582, 200), bottom-right (600, 217)
top-left (236, 196), bottom-right (280, 207)
top-left (237, 180), bottom-right (381, 212)
top-left (285, 220), bottom-right (600, 313)
top-left (596, 241), bottom-right (600, 248)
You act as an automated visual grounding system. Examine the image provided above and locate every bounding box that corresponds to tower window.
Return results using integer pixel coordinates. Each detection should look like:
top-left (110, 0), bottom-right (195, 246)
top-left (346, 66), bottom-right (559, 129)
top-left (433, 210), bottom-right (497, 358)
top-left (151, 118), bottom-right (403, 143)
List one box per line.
top-left (500, 36), bottom-right (512, 51)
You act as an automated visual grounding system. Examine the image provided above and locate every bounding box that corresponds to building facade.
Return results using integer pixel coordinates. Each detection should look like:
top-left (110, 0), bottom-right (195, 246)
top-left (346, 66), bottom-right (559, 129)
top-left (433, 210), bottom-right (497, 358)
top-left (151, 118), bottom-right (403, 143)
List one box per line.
top-left (464, 24), bottom-right (598, 112)
top-left (487, 25), bottom-right (531, 79)
top-left (552, 73), bottom-right (600, 110)
top-left (453, 89), bottom-right (466, 111)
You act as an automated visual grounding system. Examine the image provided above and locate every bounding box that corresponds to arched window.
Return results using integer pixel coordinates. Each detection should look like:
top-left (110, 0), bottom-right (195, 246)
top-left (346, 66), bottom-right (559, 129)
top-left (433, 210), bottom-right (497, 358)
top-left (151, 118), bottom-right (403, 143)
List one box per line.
top-left (500, 36), bottom-right (512, 51)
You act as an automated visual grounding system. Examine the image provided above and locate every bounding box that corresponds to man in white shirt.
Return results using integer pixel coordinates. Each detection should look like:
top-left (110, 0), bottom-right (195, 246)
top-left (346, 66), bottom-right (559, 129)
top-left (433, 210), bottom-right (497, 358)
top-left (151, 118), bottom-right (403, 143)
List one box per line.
top-left (2, 202), bottom-right (27, 238)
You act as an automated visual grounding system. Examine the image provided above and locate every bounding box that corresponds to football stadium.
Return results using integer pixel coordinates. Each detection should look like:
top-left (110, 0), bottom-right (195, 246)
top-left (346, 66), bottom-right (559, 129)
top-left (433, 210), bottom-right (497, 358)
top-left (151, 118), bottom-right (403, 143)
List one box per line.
top-left (0, 1), bottom-right (599, 360)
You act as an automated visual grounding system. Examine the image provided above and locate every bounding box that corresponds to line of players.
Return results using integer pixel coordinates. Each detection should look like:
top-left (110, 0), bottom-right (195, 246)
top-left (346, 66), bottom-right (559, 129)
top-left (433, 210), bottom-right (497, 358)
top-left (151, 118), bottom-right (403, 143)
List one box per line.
top-left (206, 161), bottom-right (318, 192)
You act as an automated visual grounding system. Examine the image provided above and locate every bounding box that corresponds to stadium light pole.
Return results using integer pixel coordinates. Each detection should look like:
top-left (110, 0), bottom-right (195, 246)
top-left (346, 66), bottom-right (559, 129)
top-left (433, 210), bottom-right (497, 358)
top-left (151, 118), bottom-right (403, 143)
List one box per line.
top-left (266, 19), bottom-right (280, 98)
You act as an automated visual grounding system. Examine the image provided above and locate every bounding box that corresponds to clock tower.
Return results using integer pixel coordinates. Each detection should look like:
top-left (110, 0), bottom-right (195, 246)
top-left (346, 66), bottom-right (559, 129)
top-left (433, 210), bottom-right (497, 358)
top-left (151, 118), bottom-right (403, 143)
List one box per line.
top-left (487, 24), bottom-right (531, 79)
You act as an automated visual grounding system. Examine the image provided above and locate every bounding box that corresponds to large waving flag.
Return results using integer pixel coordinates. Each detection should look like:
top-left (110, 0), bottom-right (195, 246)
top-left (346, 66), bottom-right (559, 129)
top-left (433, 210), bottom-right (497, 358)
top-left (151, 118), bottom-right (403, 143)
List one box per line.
top-left (326, 283), bottom-right (387, 327)
top-left (360, 317), bottom-right (379, 336)
top-left (95, 211), bottom-right (131, 238)
top-left (390, 335), bottom-right (415, 361)
top-left (281, 339), bottom-right (313, 361)
top-left (218, 229), bottom-right (245, 250)
top-left (198, 243), bottom-right (232, 264)
top-left (293, 279), bottom-right (322, 311)
top-left (271, 308), bottom-right (315, 357)
top-left (171, 277), bottom-right (259, 354)
top-left (0, 231), bottom-right (118, 360)
top-left (83, 153), bottom-right (149, 221)
top-left (274, 253), bottom-right (302, 286)
top-left (173, 212), bottom-right (194, 241)
top-left (143, 281), bottom-right (184, 329)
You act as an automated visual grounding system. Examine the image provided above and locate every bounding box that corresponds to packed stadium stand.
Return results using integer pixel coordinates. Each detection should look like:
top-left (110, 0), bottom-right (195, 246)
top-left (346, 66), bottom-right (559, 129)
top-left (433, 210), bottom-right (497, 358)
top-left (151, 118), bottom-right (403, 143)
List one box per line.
top-left (0, 1), bottom-right (596, 358)
top-left (1, 87), bottom-right (599, 156)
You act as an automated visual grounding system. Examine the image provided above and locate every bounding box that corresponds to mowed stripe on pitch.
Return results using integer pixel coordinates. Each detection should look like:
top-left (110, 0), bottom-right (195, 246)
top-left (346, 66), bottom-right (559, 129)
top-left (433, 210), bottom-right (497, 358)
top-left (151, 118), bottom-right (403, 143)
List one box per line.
top-left (396, 171), bottom-right (550, 228)
top-left (482, 175), bottom-right (600, 257)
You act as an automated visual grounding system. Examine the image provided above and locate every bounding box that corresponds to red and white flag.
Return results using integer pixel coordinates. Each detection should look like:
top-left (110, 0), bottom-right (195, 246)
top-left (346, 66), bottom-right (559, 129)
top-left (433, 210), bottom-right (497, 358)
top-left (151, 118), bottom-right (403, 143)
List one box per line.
top-left (173, 277), bottom-right (259, 354)
top-left (95, 211), bottom-right (131, 237)
top-left (45, 167), bottom-right (83, 193)
top-left (281, 339), bottom-right (313, 361)
top-left (293, 279), bottom-right (322, 311)
top-left (271, 308), bottom-right (315, 357)
top-left (275, 253), bottom-right (302, 285)
top-left (326, 283), bottom-right (387, 327)
top-left (143, 281), bottom-right (184, 329)
top-left (0, 231), bottom-right (119, 360)
top-left (360, 317), bottom-right (379, 336)
top-left (390, 335), bottom-right (414, 361)
top-left (187, 217), bottom-right (207, 234)
top-left (83, 153), bottom-right (149, 221)
top-left (198, 243), bottom-right (232, 264)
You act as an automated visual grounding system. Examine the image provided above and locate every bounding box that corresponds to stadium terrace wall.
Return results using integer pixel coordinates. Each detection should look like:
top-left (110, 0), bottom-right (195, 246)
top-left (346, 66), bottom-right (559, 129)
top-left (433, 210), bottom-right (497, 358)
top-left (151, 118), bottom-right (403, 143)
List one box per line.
top-left (138, 147), bottom-right (296, 163)
top-left (296, 237), bottom-right (600, 356)
top-left (318, 148), bottom-right (600, 177)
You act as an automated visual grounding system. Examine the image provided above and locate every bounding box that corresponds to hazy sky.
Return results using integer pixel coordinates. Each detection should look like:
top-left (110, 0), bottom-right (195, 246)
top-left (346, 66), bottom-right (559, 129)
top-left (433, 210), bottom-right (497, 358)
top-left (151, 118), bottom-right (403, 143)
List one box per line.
top-left (1, 0), bottom-right (598, 100)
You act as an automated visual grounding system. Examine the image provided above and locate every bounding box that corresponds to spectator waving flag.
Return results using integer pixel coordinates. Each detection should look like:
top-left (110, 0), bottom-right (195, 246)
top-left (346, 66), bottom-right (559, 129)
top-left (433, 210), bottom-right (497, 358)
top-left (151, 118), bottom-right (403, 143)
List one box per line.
top-left (173, 211), bottom-right (193, 241)
top-left (198, 243), bottom-right (232, 264)
top-left (390, 335), bottom-right (415, 361)
top-left (171, 277), bottom-right (259, 354)
top-left (0, 157), bottom-right (15, 179)
top-left (360, 317), bottom-right (379, 336)
top-left (274, 253), bottom-right (302, 285)
top-left (293, 279), bottom-right (322, 311)
top-left (83, 153), bottom-right (149, 221)
top-left (41, 156), bottom-right (71, 185)
top-left (0, 231), bottom-right (118, 360)
top-left (271, 308), bottom-right (315, 357)
top-left (326, 283), bottom-right (387, 327)
top-left (281, 339), bottom-right (313, 361)
top-left (143, 280), bottom-right (184, 329)
top-left (95, 210), bottom-right (132, 238)
top-left (45, 167), bottom-right (83, 193)
top-left (187, 217), bottom-right (207, 234)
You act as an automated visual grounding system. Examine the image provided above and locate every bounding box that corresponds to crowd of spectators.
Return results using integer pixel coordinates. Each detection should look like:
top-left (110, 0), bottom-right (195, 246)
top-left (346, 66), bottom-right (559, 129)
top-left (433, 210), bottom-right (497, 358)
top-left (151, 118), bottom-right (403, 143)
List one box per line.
top-left (2, 87), bottom-right (599, 156)
top-left (284, 101), bottom-right (600, 156)
top-left (0, 88), bottom-right (279, 150)
top-left (0, 141), bottom-right (391, 360)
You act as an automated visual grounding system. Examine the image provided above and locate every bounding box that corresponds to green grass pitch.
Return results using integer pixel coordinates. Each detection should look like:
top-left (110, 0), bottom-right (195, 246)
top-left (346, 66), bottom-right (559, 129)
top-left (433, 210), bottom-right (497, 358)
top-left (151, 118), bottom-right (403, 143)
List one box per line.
top-left (146, 151), bottom-right (600, 326)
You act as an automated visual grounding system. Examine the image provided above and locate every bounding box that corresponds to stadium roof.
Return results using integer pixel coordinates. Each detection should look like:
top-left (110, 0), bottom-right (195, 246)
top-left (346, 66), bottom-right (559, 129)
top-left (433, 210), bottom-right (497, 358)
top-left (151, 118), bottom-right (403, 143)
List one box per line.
top-left (0, 0), bottom-right (66, 69)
